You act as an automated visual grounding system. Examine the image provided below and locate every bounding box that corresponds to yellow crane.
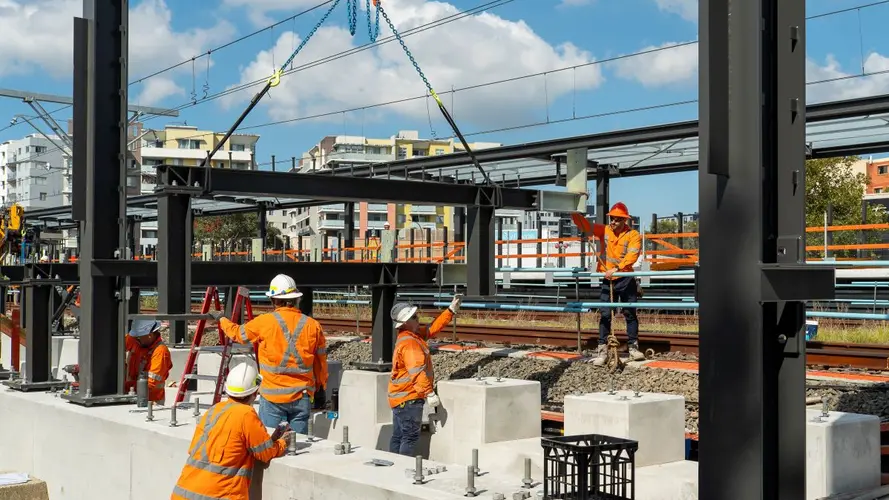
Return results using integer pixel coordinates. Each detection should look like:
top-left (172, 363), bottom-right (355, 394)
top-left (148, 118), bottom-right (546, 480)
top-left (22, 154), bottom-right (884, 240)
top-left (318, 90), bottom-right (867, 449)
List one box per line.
top-left (0, 204), bottom-right (24, 263)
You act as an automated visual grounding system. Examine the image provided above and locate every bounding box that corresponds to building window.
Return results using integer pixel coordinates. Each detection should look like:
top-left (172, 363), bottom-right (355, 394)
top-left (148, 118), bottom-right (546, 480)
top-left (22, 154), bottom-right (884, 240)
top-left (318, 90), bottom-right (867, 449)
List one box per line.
top-left (876, 188), bottom-right (884, 194)
top-left (177, 139), bottom-right (202, 149)
top-left (879, 166), bottom-right (888, 175)
top-left (281, 222), bottom-right (287, 229)
top-left (414, 149), bottom-right (428, 157)
top-left (397, 147), bottom-right (408, 160)
top-left (435, 149), bottom-right (445, 155)
top-left (230, 144), bottom-right (246, 152)
top-left (33, 146), bottom-right (47, 154)
top-left (142, 230), bottom-right (158, 239)
top-left (39, 192), bottom-right (47, 201)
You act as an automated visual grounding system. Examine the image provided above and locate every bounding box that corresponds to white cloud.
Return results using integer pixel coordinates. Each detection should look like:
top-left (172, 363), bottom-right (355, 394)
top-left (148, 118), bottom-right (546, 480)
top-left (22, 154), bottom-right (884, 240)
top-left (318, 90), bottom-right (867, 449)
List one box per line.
top-left (0, 0), bottom-right (237, 106)
top-left (219, 0), bottom-right (603, 128)
top-left (653, 0), bottom-right (697, 23)
top-left (806, 53), bottom-right (889, 103)
top-left (220, 0), bottom-right (322, 27)
top-left (611, 41), bottom-right (698, 87)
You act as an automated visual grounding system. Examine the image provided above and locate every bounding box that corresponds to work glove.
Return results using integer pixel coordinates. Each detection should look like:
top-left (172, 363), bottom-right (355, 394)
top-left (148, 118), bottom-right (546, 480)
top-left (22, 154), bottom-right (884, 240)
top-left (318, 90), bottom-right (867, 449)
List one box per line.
top-left (426, 392), bottom-right (441, 409)
top-left (312, 387), bottom-right (327, 410)
top-left (448, 294), bottom-right (463, 313)
top-left (207, 310), bottom-right (225, 321)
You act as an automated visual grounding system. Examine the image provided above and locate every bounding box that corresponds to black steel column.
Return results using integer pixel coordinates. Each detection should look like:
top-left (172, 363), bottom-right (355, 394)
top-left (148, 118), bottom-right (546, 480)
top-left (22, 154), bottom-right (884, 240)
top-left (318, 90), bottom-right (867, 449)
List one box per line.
top-left (24, 282), bottom-right (52, 384)
top-left (595, 168), bottom-right (610, 224)
top-left (466, 206), bottom-right (495, 296)
top-left (698, 0), bottom-right (830, 498)
top-left (344, 203), bottom-right (355, 262)
top-left (300, 287), bottom-right (314, 318)
top-left (258, 208), bottom-right (267, 256)
top-left (67, 0), bottom-right (129, 403)
top-left (368, 285), bottom-right (396, 365)
top-left (158, 192), bottom-right (192, 344)
top-left (454, 207), bottom-right (466, 243)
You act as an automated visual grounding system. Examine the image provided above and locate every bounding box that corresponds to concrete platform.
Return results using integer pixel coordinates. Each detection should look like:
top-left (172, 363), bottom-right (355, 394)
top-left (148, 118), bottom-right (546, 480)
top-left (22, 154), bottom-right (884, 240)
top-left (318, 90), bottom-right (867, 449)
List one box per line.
top-left (0, 387), bottom-right (544, 499)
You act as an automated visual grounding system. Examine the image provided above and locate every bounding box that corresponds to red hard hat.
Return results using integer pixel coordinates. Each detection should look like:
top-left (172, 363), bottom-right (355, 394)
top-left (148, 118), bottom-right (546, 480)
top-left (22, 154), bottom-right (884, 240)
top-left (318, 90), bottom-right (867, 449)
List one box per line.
top-left (606, 202), bottom-right (631, 219)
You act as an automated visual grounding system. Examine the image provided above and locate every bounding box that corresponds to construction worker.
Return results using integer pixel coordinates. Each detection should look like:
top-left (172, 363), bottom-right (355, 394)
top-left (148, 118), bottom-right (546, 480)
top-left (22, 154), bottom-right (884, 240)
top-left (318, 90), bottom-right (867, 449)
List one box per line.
top-left (211, 274), bottom-right (328, 433)
top-left (590, 202), bottom-right (646, 365)
top-left (124, 319), bottom-right (172, 404)
top-left (172, 362), bottom-right (295, 500)
top-left (387, 294), bottom-right (462, 456)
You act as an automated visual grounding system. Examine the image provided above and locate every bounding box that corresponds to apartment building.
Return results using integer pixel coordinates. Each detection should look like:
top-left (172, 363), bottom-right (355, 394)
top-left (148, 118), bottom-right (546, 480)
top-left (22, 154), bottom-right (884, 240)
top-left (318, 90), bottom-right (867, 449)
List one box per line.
top-left (0, 135), bottom-right (65, 210)
top-left (286, 130), bottom-right (501, 239)
top-left (137, 125), bottom-right (260, 246)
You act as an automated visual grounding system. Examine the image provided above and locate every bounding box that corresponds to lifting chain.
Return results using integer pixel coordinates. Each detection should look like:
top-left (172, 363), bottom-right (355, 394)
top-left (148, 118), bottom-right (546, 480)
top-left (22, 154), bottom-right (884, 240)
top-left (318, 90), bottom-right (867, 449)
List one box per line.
top-left (606, 281), bottom-right (625, 373)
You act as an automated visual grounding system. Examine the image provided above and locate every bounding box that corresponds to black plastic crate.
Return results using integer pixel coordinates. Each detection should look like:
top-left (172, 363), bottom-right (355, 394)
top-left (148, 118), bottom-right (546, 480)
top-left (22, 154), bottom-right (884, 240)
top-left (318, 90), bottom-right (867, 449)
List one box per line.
top-left (541, 434), bottom-right (638, 500)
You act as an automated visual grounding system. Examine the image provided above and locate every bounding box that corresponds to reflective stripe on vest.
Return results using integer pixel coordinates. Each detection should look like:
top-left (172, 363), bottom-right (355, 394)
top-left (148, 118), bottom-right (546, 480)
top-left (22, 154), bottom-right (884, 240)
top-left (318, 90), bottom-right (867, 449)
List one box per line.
top-left (185, 403), bottom-right (252, 479)
top-left (172, 485), bottom-right (226, 500)
top-left (261, 313), bottom-right (311, 375)
top-left (237, 325), bottom-right (250, 344)
top-left (388, 334), bottom-right (433, 400)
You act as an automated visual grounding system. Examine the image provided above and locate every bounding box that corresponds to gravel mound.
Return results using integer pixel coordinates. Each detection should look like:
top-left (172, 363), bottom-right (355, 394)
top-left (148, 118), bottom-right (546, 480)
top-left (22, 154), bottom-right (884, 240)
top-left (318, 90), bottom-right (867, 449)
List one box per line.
top-left (326, 340), bottom-right (889, 433)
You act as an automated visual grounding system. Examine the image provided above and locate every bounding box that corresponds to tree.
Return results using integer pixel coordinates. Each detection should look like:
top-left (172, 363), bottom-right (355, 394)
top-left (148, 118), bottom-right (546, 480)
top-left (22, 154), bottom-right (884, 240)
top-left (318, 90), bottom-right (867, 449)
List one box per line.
top-left (805, 156), bottom-right (887, 258)
top-left (194, 213), bottom-right (284, 249)
top-left (646, 217), bottom-right (699, 251)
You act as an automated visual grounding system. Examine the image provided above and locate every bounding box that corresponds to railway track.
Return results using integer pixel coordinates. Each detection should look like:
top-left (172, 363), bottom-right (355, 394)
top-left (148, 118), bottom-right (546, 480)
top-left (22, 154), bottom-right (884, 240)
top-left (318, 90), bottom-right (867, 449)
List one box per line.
top-left (136, 308), bottom-right (889, 370)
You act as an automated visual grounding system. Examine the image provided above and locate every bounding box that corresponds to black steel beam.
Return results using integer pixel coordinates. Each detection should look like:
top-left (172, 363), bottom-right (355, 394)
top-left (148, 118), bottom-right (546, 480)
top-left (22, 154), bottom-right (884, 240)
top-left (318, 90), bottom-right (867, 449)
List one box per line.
top-left (71, 17), bottom-right (89, 222)
top-left (159, 165), bottom-right (538, 209)
top-left (370, 285), bottom-right (396, 364)
top-left (466, 206), bottom-right (495, 296)
top-left (697, 0), bottom-right (833, 497)
top-left (157, 192), bottom-right (192, 344)
top-left (69, 0), bottom-right (129, 404)
top-left (595, 168), bottom-right (610, 224)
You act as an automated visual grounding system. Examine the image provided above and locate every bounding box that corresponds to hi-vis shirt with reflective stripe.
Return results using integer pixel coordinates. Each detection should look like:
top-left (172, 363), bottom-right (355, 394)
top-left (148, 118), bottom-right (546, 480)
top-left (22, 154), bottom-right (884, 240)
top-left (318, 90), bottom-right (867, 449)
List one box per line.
top-left (387, 309), bottom-right (454, 408)
top-left (124, 335), bottom-right (172, 403)
top-left (172, 400), bottom-right (286, 500)
top-left (592, 224), bottom-right (642, 278)
top-left (219, 306), bottom-right (329, 404)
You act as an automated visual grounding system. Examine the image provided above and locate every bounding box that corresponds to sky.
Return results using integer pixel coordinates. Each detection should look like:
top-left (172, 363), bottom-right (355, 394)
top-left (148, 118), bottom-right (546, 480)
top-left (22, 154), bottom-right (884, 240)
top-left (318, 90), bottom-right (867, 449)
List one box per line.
top-left (1, 0), bottom-right (888, 220)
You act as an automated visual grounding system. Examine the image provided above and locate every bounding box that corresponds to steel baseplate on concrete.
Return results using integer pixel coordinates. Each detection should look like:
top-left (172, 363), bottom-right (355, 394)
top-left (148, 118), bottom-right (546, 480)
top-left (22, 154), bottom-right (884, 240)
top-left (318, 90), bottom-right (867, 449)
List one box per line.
top-left (60, 392), bottom-right (137, 407)
top-left (2, 379), bottom-right (68, 393)
top-left (537, 190), bottom-right (586, 213)
top-left (437, 263), bottom-right (468, 286)
top-left (354, 360), bottom-right (393, 372)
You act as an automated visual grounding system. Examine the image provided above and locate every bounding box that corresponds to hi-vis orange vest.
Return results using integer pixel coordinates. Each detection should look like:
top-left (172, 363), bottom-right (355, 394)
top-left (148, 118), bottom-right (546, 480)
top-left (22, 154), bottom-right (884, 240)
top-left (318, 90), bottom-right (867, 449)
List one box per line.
top-left (172, 399), bottom-right (286, 500)
top-left (592, 224), bottom-right (642, 278)
top-left (125, 335), bottom-right (172, 403)
top-left (219, 306), bottom-right (328, 404)
top-left (387, 309), bottom-right (454, 408)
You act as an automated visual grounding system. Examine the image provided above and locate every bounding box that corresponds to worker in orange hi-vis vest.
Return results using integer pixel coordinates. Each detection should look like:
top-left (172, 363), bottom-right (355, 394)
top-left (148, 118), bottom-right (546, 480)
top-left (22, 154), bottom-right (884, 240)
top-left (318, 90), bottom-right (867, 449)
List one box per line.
top-left (124, 319), bottom-right (172, 404)
top-left (589, 202), bottom-right (645, 366)
top-left (171, 363), bottom-right (295, 500)
top-left (211, 274), bottom-right (328, 434)
top-left (387, 294), bottom-right (462, 456)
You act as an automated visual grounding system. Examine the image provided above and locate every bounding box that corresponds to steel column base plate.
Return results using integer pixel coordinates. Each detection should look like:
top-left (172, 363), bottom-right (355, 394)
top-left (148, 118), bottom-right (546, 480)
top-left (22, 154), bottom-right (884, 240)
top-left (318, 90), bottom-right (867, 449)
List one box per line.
top-left (354, 361), bottom-right (393, 372)
top-left (60, 392), bottom-right (137, 407)
top-left (2, 379), bottom-right (69, 392)
top-left (0, 370), bottom-right (16, 381)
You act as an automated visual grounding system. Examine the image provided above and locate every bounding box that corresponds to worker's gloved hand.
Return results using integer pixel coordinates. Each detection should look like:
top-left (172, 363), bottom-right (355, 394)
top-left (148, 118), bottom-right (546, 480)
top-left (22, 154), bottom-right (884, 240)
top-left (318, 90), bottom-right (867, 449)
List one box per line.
top-left (426, 392), bottom-right (440, 409)
top-left (448, 294), bottom-right (463, 313)
top-left (312, 387), bottom-right (327, 410)
top-left (207, 310), bottom-right (225, 321)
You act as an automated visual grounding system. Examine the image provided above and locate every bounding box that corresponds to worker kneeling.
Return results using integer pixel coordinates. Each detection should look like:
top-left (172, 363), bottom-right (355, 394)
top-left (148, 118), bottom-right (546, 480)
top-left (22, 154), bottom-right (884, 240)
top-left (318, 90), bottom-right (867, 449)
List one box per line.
top-left (172, 363), bottom-right (295, 500)
top-left (125, 319), bottom-right (172, 404)
top-left (212, 274), bottom-right (328, 433)
top-left (387, 294), bottom-right (462, 456)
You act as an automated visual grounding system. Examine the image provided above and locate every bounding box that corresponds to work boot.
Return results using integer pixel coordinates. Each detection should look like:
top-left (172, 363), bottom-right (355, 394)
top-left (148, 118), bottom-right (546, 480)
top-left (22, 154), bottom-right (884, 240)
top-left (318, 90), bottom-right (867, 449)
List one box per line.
top-left (627, 342), bottom-right (646, 362)
top-left (592, 344), bottom-right (607, 366)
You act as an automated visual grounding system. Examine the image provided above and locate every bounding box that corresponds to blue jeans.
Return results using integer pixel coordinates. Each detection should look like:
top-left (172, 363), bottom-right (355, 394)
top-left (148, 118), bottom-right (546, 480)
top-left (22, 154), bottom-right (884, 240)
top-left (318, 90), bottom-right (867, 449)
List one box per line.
top-left (599, 276), bottom-right (639, 345)
top-left (390, 399), bottom-right (425, 456)
top-left (258, 395), bottom-right (312, 434)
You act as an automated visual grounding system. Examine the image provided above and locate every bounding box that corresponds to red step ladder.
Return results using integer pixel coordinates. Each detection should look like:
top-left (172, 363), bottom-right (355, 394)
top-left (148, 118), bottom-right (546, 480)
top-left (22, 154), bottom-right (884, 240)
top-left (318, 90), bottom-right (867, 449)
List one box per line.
top-left (175, 286), bottom-right (257, 406)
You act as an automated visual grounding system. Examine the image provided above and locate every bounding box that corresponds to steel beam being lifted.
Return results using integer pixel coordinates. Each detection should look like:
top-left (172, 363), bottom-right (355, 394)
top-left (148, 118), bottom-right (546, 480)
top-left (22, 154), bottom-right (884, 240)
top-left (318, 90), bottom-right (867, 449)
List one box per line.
top-left (0, 87), bottom-right (179, 117)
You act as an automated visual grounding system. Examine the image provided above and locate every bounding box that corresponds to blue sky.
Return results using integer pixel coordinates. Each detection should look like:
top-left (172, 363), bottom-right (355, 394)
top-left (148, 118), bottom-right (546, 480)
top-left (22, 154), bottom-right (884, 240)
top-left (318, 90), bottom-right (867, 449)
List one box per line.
top-left (1, 0), bottom-right (888, 221)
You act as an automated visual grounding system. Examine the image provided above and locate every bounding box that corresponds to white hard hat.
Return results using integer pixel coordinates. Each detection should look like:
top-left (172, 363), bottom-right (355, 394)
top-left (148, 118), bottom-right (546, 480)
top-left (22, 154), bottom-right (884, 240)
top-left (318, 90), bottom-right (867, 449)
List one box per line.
top-left (225, 362), bottom-right (262, 398)
top-left (265, 274), bottom-right (302, 299)
top-left (391, 302), bottom-right (418, 328)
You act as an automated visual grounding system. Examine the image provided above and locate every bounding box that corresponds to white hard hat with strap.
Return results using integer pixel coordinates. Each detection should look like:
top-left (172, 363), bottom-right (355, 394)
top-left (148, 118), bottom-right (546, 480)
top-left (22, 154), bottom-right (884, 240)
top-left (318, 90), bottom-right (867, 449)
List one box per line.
top-left (265, 273), bottom-right (303, 299)
top-left (225, 362), bottom-right (262, 397)
top-left (390, 302), bottom-right (418, 328)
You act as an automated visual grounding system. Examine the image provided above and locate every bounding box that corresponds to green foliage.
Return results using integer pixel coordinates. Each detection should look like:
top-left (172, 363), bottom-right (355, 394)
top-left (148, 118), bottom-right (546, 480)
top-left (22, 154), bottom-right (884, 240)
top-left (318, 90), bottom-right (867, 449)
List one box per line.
top-left (194, 213), bottom-right (283, 247)
top-left (805, 156), bottom-right (887, 258)
top-left (646, 218), bottom-right (698, 250)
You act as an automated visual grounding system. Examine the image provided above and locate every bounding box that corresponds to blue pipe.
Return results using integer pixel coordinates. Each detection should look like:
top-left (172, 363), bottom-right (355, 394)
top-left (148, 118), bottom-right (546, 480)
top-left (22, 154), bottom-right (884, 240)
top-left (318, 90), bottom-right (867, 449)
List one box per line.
top-left (807, 311), bottom-right (889, 320)
top-left (432, 301), bottom-right (588, 313)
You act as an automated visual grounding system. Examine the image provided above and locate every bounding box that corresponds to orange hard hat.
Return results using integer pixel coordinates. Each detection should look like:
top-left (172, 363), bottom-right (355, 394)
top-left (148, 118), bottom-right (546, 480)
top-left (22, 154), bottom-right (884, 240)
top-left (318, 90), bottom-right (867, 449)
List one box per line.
top-left (606, 202), bottom-right (631, 219)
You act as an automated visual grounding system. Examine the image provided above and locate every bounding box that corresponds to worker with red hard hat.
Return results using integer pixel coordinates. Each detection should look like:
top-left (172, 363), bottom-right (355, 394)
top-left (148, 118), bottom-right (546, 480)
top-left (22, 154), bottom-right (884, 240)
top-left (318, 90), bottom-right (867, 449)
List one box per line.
top-left (210, 274), bottom-right (329, 434)
top-left (172, 362), bottom-right (295, 500)
top-left (588, 202), bottom-right (645, 365)
top-left (387, 294), bottom-right (462, 456)
top-left (124, 319), bottom-right (173, 404)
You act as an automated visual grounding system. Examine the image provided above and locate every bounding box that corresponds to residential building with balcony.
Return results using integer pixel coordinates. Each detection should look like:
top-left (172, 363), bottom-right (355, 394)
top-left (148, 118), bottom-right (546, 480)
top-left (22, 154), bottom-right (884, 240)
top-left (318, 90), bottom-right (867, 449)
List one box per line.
top-left (0, 135), bottom-right (65, 210)
top-left (286, 130), bottom-right (501, 239)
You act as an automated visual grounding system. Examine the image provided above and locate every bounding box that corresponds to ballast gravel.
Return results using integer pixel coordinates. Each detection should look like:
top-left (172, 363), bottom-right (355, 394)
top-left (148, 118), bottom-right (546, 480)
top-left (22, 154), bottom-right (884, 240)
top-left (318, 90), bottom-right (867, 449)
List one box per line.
top-left (326, 339), bottom-right (889, 433)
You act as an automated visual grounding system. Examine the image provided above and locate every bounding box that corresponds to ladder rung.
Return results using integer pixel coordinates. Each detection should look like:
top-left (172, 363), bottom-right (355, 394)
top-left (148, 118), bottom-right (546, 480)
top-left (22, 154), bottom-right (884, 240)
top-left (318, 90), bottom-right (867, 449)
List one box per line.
top-left (183, 374), bottom-right (219, 381)
top-left (131, 313), bottom-right (213, 321)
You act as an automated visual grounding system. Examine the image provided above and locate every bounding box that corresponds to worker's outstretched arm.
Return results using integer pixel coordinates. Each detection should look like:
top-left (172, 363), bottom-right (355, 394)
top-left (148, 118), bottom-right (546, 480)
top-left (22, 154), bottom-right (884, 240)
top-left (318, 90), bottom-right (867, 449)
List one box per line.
top-left (403, 343), bottom-right (433, 397)
top-left (243, 410), bottom-right (287, 461)
top-left (146, 345), bottom-right (173, 391)
top-left (617, 230), bottom-right (643, 269)
top-left (218, 315), bottom-right (263, 345)
top-left (311, 322), bottom-right (329, 391)
top-left (422, 308), bottom-right (454, 340)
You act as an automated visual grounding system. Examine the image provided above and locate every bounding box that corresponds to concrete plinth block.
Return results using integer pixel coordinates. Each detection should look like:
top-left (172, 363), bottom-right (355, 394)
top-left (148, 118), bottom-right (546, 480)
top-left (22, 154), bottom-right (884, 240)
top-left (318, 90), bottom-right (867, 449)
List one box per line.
top-left (635, 461), bottom-right (699, 500)
top-left (478, 437), bottom-right (543, 479)
top-left (0, 473), bottom-right (49, 500)
top-left (54, 337), bottom-right (78, 381)
top-left (325, 370), bottom-right (392, 449)
top-left (806, 409), bottom-right (881, 499)
top-left (429, 377), bottom-right (541, 464)
top-left (564, 391), bottom-right (685, 467)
